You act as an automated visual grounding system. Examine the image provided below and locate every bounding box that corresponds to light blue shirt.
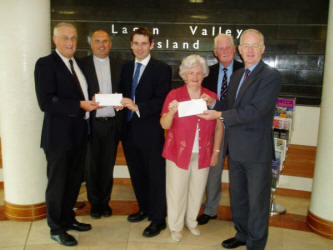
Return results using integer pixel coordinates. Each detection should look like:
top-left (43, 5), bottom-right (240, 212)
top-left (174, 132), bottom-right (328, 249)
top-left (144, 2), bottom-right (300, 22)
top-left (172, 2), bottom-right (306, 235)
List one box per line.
top-left (217, 61), bottom-right (234, 100)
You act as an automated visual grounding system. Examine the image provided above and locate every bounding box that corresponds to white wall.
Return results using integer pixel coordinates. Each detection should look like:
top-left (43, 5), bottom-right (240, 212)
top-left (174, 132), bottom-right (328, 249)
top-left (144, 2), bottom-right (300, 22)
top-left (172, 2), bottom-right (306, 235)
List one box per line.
top-left (290, 106), bottom-right (320, 146)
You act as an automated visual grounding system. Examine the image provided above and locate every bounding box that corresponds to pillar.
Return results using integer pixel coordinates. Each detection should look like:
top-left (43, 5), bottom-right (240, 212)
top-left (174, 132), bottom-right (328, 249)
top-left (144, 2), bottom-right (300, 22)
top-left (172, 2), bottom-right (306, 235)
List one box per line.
top-left (307, 0), bottom-right (333, 239)
top-left (0, 0), bottom-right (50, 220)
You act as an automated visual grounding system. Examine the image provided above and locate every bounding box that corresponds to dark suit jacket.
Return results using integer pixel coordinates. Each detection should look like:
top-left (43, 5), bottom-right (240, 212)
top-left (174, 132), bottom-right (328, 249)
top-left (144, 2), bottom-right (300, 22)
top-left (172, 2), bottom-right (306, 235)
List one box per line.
top-left (34, 51), bottom-right (87, 152)
top-left (202, 60), bottom-right (243, 93)
top-left (215, 60), bottom-right (281, 163)
top-left (80, 55), bottom-right (122, 134)
top-left (120, 57), bottom-right (171, 146)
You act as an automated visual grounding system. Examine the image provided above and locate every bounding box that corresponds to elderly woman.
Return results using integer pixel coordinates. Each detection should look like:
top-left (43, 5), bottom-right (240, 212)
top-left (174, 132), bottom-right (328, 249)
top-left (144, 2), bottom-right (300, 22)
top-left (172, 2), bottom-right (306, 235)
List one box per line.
top-left (160, 54), bottom-right (223, 242)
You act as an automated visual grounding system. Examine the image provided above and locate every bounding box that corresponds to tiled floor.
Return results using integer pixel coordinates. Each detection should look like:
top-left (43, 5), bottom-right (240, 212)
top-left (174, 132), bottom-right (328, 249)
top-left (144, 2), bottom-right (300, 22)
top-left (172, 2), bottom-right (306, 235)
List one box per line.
top-left (0, 184), bottom-right (332, 250)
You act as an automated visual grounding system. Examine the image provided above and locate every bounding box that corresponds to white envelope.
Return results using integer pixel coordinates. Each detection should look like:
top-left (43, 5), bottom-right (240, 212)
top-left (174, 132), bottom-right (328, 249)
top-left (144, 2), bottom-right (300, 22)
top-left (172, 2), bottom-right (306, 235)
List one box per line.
top-left (178, 99), bottom-right (207, 117)
top-left (95, 93), bottom-right (123, 106)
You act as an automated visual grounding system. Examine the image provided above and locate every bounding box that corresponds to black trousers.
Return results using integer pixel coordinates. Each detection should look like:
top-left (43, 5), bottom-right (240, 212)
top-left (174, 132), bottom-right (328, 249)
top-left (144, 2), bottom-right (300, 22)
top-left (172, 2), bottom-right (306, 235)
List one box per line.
top-left (86, 118), bottom-right (119, 209)
top-left (122, 123), bottom-right (166, 224)
top-left (44, 146), bottom-right (86, 234)
top-left (228, 158), bottom-right (272, 250)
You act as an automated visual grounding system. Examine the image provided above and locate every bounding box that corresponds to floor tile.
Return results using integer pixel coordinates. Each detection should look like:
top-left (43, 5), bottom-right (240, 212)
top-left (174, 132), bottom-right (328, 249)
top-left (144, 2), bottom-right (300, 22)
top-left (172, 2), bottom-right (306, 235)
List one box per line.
top-left (76, 215), bottom-right (130, 246)
top-left (128, 220), bottom-right (170, 244)
top-left (127, 241), bottom-right (178, 250)
top-left (26, 218), bottom-right (79, 246)
top-left (0, 220), bottom-right (30, 247)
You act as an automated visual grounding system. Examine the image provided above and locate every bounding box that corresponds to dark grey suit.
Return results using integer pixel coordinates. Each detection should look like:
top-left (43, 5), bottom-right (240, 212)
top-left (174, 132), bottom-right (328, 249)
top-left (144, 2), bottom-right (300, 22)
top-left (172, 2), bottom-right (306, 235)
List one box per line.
top-left (215, 60), bottom-right (280, 250)
top-left (80, 55), bottom-right (122, 211)
top-left (201, 60), bottom-right (243, 217)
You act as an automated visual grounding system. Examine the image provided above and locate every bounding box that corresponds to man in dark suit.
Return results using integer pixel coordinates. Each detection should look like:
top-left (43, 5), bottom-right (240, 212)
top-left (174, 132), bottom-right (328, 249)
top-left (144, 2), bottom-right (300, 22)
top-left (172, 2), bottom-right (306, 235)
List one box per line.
top-left (34, 22), bottom-right (98, 247)
top-left (199, 29), bottom-right (280, 250)
top-left (81, 30), bottom-right (122, 219)
top-left (119, 27), bottom-right (171, 237)
top-left (198, 33), bottom-right (243, 226)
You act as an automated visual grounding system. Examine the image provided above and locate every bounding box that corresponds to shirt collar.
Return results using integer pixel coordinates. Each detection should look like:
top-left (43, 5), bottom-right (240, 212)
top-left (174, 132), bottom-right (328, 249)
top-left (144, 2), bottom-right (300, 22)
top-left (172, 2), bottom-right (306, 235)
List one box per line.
top-left (55, 49), bottom-right (73, 63)
top-left (246, 62), bottom-right (259, 72)
top-left (93, 55), bottom-right (109, 62)
top-left (219, 60), bottom-right (234, 71)
top-left (135, 54), bottom-right (151, 66)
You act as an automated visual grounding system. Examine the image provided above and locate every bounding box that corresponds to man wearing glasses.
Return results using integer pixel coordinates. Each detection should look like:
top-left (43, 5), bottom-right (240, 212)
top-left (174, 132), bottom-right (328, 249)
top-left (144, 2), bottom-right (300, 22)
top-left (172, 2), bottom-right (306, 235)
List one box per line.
top-left (199, 29), bottom-right (280, 250)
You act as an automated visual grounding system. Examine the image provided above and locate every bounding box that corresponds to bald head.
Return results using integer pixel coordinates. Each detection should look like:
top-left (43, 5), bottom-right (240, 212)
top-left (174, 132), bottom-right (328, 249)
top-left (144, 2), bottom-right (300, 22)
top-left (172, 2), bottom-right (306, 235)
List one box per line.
top-left (90, 30), bottom-right (112, 58)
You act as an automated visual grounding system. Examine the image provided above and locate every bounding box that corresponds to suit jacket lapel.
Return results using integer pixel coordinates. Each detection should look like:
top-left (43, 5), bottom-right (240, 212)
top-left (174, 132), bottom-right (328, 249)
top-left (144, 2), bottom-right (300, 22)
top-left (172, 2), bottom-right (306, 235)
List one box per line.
top-left (53, 52), bottom-right (84, 99)
top-left (89, 56), bottom-right (100, 93)
top-left (234, 60), bottom-right (264, 105)
top-left (135, 58), bottom-right (153, 91)
top-left (228, 69), bottom-right (243, 106)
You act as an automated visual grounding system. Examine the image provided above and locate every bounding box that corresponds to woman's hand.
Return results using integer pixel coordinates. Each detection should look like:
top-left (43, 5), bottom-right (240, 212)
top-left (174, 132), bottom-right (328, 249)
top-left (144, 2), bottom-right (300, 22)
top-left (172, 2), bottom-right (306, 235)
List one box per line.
top-left (168, 100), bottom-right (178, 114)
top-left (210, 151), bottom-right (220, 166)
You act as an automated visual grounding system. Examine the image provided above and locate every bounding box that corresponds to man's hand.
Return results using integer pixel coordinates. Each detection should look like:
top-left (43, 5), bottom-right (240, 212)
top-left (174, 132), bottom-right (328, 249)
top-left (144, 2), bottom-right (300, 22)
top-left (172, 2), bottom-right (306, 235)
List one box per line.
top-left (201, 93), bottom-right (216, 106)
top-left (197, 110), bottom-right (222, 120)
top-left (121, 97), bottom-right (138, 111)
top-left (80, 100), bottom-right (99, 112)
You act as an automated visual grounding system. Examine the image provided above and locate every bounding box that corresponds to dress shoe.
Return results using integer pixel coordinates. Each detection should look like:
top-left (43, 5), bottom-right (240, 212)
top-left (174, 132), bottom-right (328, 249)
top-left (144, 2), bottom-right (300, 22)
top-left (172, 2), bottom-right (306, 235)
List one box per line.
top-left (197, 213), bottom-right (217, 225)
top-left (101, 206), bottom-right (112, 217)
top-left (221, 237), bottom-right (246, 249)
top-left (142, 222), bottom-right (166, 237)
top-left (127, 211), bottom-right (148, 222)
top-left (66, 221), bottom-right (92, 231)
top-left (90, 207), bottom-right (101, 219)
top-left (187, 226), bottom-right (200, 236)
top-left (170, 231), bottom-right (182, 242)
top-left (51, 232), bottom-right (77, 246)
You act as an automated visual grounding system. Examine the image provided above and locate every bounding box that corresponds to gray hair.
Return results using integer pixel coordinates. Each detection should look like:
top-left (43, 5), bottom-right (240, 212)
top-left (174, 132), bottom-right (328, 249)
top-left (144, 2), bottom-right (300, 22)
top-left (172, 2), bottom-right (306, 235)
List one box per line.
top-left (240, 29), bottom-right (265, 45)
top-left (53, 22), bottom-right (77, 36)
top-left (179, 54), bottom-right (209, 80)
top-left (214, 33), bottom-right (235, 48)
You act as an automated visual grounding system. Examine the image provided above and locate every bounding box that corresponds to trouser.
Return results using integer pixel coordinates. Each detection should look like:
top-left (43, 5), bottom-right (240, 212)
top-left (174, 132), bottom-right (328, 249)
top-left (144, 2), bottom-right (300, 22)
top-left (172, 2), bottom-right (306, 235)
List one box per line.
top-left (166, 154), bottom-right (209, 232)
top-left (86, 118), bottom-right (119, 209)
top-left (228, 158), bottom-right (272, 250)
top-left (45, 146), bottom-right (86, 234)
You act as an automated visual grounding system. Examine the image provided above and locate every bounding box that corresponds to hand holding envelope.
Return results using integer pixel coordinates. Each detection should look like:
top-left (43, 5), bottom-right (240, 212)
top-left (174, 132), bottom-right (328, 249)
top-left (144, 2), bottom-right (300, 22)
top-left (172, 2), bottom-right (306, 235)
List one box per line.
top-left (95, 93), bottom-right (123, 107)
top-left (178, 99), bottom-right (207, 117)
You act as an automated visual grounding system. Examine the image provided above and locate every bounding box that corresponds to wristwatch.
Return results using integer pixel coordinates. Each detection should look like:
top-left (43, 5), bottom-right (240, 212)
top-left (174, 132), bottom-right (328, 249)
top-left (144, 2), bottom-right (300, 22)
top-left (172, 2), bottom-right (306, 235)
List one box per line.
top-left (219, 115), bottom-right (224, 121)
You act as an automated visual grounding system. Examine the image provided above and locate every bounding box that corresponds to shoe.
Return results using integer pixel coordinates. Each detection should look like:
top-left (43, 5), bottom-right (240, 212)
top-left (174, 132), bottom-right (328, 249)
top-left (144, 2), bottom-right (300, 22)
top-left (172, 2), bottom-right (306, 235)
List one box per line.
top-left (170, 231), bottom-right (182, 242)
top-left (66, 221), bottom-right (92, 231)
top-left (90, 206), bottom-right (101, 219)
top-left (221, 237), bottom-right (246, 249)
top-left (143, 222), bottom-right (166, 237)
top-left (127, 211), bottom-right (148, 222)
top-left (187, 226), bottom-right (200, 236)
top-left (51, 232), bottom-right (77, 246)
top-left (101, 206), bottom-right (112, 217)
top-left (197, 213), bottom-right (217, 225)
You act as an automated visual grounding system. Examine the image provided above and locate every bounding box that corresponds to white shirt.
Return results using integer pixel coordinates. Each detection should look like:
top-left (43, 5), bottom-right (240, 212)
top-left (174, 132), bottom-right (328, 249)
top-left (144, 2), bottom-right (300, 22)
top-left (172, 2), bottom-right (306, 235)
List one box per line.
top-left (55, 49), bottom-right (89, 119)
top-left (93, 56), bottom-right (115, 117)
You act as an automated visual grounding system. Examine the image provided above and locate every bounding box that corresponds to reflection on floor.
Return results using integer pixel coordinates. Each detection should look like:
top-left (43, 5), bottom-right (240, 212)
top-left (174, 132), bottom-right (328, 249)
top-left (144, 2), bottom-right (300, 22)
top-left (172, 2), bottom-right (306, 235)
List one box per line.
top-left (0, 184), bottom-right (332, 250)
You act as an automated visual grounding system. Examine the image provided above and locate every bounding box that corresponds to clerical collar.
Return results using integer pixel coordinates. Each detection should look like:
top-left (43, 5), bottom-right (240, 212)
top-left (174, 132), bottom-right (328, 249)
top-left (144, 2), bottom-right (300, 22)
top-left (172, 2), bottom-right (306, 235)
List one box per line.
top-left (93, 55), bottom-right (109, 62)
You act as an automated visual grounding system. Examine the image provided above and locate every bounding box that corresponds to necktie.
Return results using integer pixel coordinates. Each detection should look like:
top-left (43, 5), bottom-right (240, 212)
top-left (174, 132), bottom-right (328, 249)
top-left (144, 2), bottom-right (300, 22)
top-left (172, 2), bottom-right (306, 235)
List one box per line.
top-left (236, 68), bottom-right (251, 99)
top-left (69, 59), bottom-right (84, 98)
top-left (220, 68), bottom-right (228, 100)
top-left (128, 62), bottom-right (142, 120)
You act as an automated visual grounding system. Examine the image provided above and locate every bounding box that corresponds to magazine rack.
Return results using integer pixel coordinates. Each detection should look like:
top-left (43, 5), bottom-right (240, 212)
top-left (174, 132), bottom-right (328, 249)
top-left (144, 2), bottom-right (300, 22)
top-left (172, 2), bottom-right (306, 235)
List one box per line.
top-left (270, 98), bottom-right (295, 216)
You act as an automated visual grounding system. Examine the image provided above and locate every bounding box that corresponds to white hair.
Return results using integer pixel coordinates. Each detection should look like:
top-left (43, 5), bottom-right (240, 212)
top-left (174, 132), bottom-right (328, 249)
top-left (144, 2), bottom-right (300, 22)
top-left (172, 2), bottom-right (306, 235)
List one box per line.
top-left (53, 22), bottom-right (77, 37)
top-left (179, 54), bottom-right (209, 80)
top-left (214, 33), bottom-right (235, 48)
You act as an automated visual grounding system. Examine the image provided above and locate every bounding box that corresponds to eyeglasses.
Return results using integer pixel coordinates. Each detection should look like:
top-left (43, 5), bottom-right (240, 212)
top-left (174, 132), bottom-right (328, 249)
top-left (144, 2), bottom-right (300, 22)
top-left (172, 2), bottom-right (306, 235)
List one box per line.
top-left (240, 44), bottom-right (262, 49)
